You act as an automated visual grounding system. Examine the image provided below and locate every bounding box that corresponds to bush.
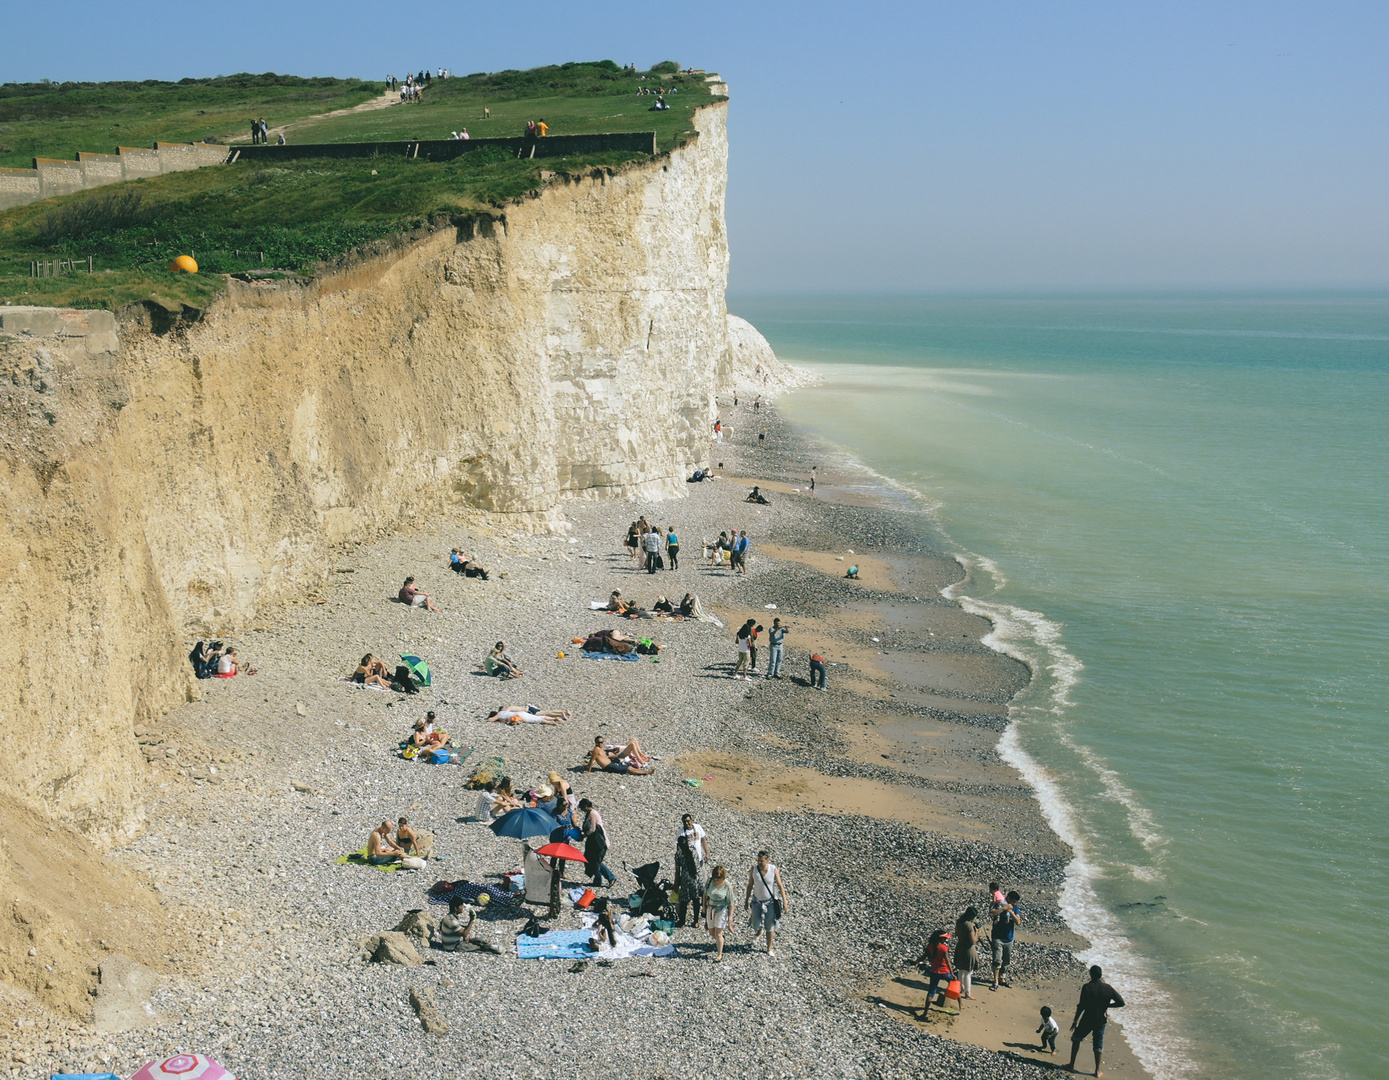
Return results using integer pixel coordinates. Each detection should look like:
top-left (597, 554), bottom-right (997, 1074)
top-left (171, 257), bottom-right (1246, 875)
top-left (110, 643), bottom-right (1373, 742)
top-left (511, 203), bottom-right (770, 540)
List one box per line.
top-left (650, 61), bottom-right (680, 74)
top-left (35, 189), bottom-right (150, 245)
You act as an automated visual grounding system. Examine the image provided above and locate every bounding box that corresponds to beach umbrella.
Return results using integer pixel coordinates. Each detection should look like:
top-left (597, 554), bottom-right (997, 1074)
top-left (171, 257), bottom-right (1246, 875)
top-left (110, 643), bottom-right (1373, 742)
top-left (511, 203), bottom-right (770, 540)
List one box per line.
top-left (534, 841), bottom-right (587, 862)
top-left (399, 654), bottom-right (431, 686)
top-left (131, 1056), bottom-right (231, 1080)
top-left (489, 807), bottom-right (556, 840)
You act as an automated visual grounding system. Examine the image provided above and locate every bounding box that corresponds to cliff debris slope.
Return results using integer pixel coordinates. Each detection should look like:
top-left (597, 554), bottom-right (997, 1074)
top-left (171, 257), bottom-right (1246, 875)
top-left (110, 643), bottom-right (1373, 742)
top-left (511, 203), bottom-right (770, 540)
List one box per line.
top-left (0, 100), bottom-right (742, 848)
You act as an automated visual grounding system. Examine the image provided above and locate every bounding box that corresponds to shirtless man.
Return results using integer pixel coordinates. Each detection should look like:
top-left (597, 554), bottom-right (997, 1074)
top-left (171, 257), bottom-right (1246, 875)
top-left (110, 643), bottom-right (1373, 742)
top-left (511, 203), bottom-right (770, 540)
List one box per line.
top-left (367, 821), bottom-right (404, 864)
top-left (586, 735), bottom-right (654, 774)
top-left (487, 705), bottom-right (571, 726)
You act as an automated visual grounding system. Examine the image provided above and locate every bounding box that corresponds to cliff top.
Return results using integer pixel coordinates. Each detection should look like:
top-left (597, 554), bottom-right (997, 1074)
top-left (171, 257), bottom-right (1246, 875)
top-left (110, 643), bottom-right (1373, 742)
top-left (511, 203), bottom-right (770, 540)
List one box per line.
top-left (0, 62), bottom-right (720, 311)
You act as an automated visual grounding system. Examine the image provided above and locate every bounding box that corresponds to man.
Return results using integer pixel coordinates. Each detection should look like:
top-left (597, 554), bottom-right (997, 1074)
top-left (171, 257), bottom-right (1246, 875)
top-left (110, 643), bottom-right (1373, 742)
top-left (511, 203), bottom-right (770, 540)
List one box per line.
top-left (749, 624), bottom-right (763, 675)
top-left (678, 813), bottom-right (710, 866)
top-left (535, 117), bottom-right (549, 137)
top-left (1066, 965), bottom-right (1125, 1077)
top-left (586, 735), bottom-right (654, 774)
top-left (991, 889), bottom-right (1023, 989)
top-left (733, 620), bottom-right (754, 679)
top-left (767, 618), bottom-right (788, 679)
top-left (366, 821), bottom-right (403, 865)
top-left (732, 530), bottom-right (750, 574)
top-left (643, 525), bottom-right (662, 573)
top-left (249, 118), bottom-right (260, 145)
top-left (744, 850), bottom-right (790, 956)
top-left (578, 798), bottom-right (617, 886)
top-left (808, 651), bottom-right (828, 691)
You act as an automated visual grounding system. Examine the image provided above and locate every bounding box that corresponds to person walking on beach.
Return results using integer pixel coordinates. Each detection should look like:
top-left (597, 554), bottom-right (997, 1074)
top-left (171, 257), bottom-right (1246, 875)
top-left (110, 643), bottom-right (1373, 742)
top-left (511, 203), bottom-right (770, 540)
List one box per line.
top-left (666, 525), bottom-right (680, 570)
top-left (1066, 965), bottom-right (1125, 1077)
top-left (745, 850), bottom-right (789, 956)
top-left (767, 618), bottom-right (788, 679)
top-left (704, 865), bottom-right (734, 961)
top-left (578, 798), bottom-right (617, 887)
top-left (643, 525), bottom-right (662, 573)
top-left (916, 928), bottom-right (954, 1019)
top-left (990, 889), bottom-right (1022, 989)
top-left (808, 651), bottom-right (828, 691)
top-left (954, 905), bottom-right (980, 1001)
top-left (674, 834), bottom-right (703, 928)
top-left (679, 812), bottom-right (711, 866)
top-left (732, 530), bottom-right (750, 574)
top-left (733, 619), bottom-right (754, 679)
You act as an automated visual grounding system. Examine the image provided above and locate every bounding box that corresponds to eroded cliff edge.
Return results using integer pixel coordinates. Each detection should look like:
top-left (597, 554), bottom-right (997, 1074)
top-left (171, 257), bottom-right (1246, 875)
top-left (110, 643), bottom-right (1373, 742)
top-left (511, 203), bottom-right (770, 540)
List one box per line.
top-left (0, 100), bottom-right (781, 845)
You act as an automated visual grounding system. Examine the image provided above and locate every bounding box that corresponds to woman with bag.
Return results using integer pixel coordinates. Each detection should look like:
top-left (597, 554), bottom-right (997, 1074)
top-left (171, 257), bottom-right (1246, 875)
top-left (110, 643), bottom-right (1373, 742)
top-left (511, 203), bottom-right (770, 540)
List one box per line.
top-left (745, 850), bottom-right (789, 956)
top-left (954, 905), bottom-right (980, 1002)
top-left (703, 865), bottom-right (734, 962)
top-left (918, 928), bottom-right (955, 1020)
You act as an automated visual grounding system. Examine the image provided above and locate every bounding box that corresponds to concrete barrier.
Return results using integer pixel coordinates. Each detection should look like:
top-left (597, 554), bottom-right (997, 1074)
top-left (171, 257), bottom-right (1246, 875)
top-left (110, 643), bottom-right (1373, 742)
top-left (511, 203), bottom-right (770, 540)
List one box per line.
top-left (232, 131), bottom-right (658, 164)
top-left (0, 141), bottom-right (232, 212)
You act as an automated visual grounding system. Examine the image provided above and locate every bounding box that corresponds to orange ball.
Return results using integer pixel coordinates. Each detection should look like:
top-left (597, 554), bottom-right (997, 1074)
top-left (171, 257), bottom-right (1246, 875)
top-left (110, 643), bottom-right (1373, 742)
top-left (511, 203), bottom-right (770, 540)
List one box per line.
top-left (170, 255), bottom-right (198, 274)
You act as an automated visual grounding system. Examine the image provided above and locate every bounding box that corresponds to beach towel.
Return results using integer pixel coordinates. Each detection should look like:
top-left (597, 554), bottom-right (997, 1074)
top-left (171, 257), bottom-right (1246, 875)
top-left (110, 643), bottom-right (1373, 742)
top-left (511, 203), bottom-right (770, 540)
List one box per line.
top-left (337, 849), bottom-right (403, 873)
top-left (515, 929), bottom-right (593, 960)
top-left (581, 650), bottom-right (641, 662)
top-left (339, 678), bottom-right (392, 692)
top-left (577, 913), bottom-right (677, 959)
top-left (589, 601), bottom-right (610, 609)
top-left (425, 879), bottom-right (522, 908)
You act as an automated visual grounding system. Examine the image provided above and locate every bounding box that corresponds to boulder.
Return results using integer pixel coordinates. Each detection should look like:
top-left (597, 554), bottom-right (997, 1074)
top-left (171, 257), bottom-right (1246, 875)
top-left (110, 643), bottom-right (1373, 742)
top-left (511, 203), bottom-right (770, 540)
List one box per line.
top-left (360, 931), bottom-right (423, 966)
top-left (409, 986), bottom-right (448, 1034)
top-left (392, 909), bottom-right (438, 946)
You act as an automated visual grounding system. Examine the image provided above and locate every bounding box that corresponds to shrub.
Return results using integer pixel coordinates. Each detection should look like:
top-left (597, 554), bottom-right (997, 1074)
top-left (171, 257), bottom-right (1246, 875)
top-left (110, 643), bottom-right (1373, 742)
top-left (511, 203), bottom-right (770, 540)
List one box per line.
top-left (649, 61), bottom-right (680, 74)
top-left (34, 189), bottom-right (150, 245)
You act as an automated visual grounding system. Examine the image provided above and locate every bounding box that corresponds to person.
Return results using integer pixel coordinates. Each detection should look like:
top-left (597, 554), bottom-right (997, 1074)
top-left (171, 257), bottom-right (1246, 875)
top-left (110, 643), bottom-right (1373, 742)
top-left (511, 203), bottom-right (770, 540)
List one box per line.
top-left (846, 564), bottom-right (860, 579)
top-left (711, 530), bottom-right (729, 568)
top-left (354, 653), bottom-right (393, 688)
top-left (276, 133), bottom-right (286, 146)
top-left (991, 889), bottom-right (1022, 990)
top-left (704, 865), bottom-right (734, 961)
top-left (1038, 1005), bottom-right (1060, 1054)
top-left (1067, 965), bottom-right (1125, 1077)
top-left (954, 905), bottom-right (980, 1001)
top-left (746, 486), bottom-right (769, 504)
top-left (809, 471), bottom-right (816, 492)
top-left (435, 898), bottom-right (501, 953)
top-left (606, 590), bottom-right (635, 614)
top-left (754, 394), bottom-right (762, 411)
top-left (917, 928), bottom-right (954, 1019)
top-left (449, 549), bottom-right (465, 572)
top-left (590, 900), bottom-right (619, 949)
top-left (473, 780), bottom-right (500, 823)
top-left (367, 821), bottom-right (403, 865)
top-left (652, 595), bottom-right (674, 614)
top-left (745, 850), bottom-right (789, 956)
top-left (492, 776), bottom-right (523, 813)
top-left (713, 418), bottom-right (723, 442)
top-left (578, 798), bottom-right (617, 887)
top-left (767, 618), bottom-right (788, 679)
top-left (758, 431), bottom-right (765, 445)
top-left (643, 525), bottom-right (662, 573)
top-left (188, 641), bottom-right (214, 679)
top-left (535, 118), bottom-right (549, 137)
top-left (586, 735), bottom-right (654, 774)
top-left (484, 642), bottom-right (522, 679)
top-left (809, 651), bottom-right (828, 691)
top-left (749, 624), bottom-right (763, 674)
top-left (409, 716), bottom-right (447, 750)
top-left (674, 834), bottom-right (703, 928)
top-left (665, 525), bottom-right (679, 570)
top-left (678, 813), bottom-right (710, 865)
top-left (259, 118), bottom-right (268, 143)
top-left (678, 592), bottom-right (697, 617)
top-left (395, 816), bottom-right (427, 856)
top-left (548, 771), bottom-right (577, 825)
top-left (399, 576), bottom-right (440, 611)
top-left (249, 118), bottom-right (260, 145)
top-left (487, 704), bottom-right (569, 725)
top-left (215, 648), bottom-right (242, 678)
top-left (459, 127), bottom-right (470, 139)
top-left (625, 522), bottom-right (641, 563)
top-left (732, 530), bottom-right (750, 574)
top-left (733, 620), bottom-right (754, 679)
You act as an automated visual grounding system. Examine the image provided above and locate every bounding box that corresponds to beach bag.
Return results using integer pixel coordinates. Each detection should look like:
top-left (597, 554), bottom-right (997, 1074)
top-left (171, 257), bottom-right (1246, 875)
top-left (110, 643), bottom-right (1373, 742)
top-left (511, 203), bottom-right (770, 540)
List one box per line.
top-left (402, 745), bottom-right (419, 760)
top-left (636, 638), bottom-right (657, 655)
top-left (575, 888), bottom-right (596, 910)
top-left (655, 554), bottom-right (665, 569)
top-left (400, 856), bottom-right (426, 870)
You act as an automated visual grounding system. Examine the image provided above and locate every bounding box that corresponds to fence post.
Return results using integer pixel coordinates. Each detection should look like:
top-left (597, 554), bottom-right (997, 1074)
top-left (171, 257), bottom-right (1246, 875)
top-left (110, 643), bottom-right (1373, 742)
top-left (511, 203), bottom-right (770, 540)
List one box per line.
top-left (88, 255), bottom-right (93, 273)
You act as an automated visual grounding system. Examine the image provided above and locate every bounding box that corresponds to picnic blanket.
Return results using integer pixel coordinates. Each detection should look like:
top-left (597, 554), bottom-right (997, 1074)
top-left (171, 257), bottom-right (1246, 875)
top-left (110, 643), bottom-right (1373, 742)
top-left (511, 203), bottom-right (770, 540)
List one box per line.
top-left (516, 929), bottom-right (593, 960)
top-left (337, 849), bottom-right (403, 873)
top-left (581, 650), bottom-right (641, 662)
top-left (425, 879), bottom-right (522, 908)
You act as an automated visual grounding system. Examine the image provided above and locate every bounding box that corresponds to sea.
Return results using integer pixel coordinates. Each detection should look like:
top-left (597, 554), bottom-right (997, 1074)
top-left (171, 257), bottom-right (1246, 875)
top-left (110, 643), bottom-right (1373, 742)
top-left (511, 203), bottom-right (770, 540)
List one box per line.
top-left (733, 294), bottom-right (1388, 1080)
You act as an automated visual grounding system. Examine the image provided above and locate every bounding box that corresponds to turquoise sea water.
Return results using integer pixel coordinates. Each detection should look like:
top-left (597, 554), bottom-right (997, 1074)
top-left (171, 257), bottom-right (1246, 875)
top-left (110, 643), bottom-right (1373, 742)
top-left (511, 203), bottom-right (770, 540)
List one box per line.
top-left (735, 296), bottom-right (1389, 1080)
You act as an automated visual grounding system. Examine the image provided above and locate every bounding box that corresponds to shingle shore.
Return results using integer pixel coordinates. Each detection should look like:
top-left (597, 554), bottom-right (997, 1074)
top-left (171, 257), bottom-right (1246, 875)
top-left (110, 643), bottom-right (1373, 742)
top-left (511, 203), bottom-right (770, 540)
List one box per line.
top-left (33, 399), bottom-right (1085, 1080)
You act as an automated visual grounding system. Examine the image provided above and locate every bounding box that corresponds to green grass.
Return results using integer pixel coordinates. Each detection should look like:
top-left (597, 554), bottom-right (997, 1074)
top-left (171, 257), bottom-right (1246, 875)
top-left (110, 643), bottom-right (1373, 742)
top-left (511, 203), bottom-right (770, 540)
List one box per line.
top-left (0, 63), bottom-right (719, 311)
top-left (0, 73), bottom-right (380, 169)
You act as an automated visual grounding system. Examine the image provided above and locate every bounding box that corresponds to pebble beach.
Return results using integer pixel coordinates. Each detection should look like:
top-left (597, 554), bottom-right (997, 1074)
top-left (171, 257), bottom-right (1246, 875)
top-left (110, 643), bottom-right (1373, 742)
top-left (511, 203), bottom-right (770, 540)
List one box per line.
top-left (25, 396), bottom-right (1149, 1080)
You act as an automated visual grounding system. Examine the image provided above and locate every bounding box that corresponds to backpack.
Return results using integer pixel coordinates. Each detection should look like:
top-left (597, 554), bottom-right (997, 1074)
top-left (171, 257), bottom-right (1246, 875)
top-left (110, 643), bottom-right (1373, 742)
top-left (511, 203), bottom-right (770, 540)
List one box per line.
top-left (636, 638), bottom-right (658, 656)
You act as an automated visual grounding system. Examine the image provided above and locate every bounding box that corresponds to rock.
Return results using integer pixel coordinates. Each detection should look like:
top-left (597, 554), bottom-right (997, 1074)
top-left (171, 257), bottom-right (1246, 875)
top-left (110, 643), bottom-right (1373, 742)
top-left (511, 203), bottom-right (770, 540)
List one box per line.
top-left (391, 909), bottom-right (437, 946)
top-left (295, 703), bottom-right (307, 716)
top-left (290, 781), bottom-right (319, 795)
top-left (361, 932), bottom-right (423, 966)
top-left (408, 987), bottom-right (448, 1035)
top-left (92, 955), bottom-right (165, 1032)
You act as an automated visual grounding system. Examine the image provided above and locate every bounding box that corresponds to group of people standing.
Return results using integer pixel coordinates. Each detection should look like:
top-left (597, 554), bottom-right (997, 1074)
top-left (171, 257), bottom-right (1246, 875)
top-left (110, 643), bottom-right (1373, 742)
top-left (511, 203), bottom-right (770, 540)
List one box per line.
top-left (626, 517), bottom-right (679, 572)
top-left (670, 814), bottom-right (791, 960)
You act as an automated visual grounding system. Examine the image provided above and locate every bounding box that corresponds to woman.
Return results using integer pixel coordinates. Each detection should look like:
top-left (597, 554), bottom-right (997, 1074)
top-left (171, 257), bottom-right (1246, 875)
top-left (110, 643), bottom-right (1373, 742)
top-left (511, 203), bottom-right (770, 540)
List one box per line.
top-left (578, 798), bottom-right (616, 887)
top-left (409, 719), bottom-right (447, 750)
top-left (674, 834), bottom-right (702, 928)
top-left (492, 776), bottom-right (523, 813)
top-left (533, 784), bottom-right (558, 815)
top-left (954, 906), bottom-right (980, 1002)
top-left (918, 928), bottom-right (955, 1019)
top-left (353, 653), bottom-right (392, 688)
top-left (665, 525), bottom-right (679, 570)
top-left (703, 865), bottom-right (734, 961)
top-left (678, 593), bottom-right (697, 618)
top-left (484, 642), bottom-right (522, 679)
top-left (486, 705), bottom-right (568, 725)
top-left (548, 771), bottom-right (577, 827)
top-left (215, 648), bottom-right (241, 678)
top-left (625, 522), bottom-right (641, 563)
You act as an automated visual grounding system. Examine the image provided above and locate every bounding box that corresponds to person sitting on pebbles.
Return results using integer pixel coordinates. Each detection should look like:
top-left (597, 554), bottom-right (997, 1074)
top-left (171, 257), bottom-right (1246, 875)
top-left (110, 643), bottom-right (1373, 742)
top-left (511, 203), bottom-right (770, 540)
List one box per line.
top-left (367, 821), bottom-right (404, 865)
top-left (353, 653), bottom-right (394, 688)
top-left (607, 589), bottom-right (638, 615)
top-left (484, 641), bottom-right (523, 679)
top-left (410, 712), bottom-right (449, 750)
top-left (586, 734), bottom-right (655, 775)
top-left (399, 576), bottom-right (441, 612)
top-left (434, 898), bottom-right (501, 953)
top-left (487, 704), bottom-right (571, 726)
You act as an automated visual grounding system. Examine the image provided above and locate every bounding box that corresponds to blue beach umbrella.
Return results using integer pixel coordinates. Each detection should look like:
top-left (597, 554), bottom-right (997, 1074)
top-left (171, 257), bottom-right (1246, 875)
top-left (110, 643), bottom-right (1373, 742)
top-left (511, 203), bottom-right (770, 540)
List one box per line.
top-left (489, 807), bottom-right (556, 840)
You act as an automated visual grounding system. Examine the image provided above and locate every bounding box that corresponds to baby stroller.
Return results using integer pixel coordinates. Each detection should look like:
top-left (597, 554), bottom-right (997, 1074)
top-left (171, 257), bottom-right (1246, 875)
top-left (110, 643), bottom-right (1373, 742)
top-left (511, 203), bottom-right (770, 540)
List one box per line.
top-left (630, 860), bottom-right (675, 919)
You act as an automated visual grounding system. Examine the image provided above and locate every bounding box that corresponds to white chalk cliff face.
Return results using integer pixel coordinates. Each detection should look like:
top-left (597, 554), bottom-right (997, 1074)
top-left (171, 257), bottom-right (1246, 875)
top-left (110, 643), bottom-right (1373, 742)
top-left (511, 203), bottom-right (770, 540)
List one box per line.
top-left (0, 100), bottom-right (774, 842)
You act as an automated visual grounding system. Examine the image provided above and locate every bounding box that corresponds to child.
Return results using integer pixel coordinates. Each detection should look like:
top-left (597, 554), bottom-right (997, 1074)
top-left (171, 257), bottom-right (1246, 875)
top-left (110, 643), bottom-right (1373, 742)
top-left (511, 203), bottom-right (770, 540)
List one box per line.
top-left (1037, 1005), bottom-right (1059, 1053)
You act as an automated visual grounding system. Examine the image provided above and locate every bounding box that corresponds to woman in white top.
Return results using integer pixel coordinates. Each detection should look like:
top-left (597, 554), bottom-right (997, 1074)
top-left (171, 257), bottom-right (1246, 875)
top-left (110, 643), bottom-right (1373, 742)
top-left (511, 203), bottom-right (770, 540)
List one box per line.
top-left (745, 850), bottom-right (790, 957)
top-left (678, 813), bottom-right (710, 865)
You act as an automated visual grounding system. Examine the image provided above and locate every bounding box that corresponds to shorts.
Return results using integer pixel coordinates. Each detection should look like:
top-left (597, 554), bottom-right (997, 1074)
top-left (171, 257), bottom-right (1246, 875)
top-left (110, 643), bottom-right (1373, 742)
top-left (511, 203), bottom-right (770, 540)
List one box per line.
top-left (605, 761), bottom-right (631, 774)
top-left (367, 855), bottom-right (397, 865)
top-left (991, 937), bottom-right (1012, 970)
top-left (1072, 1017), bottom-right (1106, 1053)
top-left (706, 907), bottom-right (730, 930)
top-left (750, 898), bottom-right (779, 932)
top-left (730, 551), bottom-right (745, 567)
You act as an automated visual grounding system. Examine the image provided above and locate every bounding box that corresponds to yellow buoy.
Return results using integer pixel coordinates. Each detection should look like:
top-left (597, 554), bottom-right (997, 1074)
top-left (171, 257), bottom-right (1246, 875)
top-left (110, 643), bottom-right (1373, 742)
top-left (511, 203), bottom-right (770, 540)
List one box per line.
top-left (170, 255), bottom-right (198, 274)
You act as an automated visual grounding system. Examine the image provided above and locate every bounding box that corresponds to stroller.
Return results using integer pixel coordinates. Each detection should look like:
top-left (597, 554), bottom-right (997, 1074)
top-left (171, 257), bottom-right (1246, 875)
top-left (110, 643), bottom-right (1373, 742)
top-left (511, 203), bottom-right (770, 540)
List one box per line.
top-left (630, 860), bottom-right (675, 919)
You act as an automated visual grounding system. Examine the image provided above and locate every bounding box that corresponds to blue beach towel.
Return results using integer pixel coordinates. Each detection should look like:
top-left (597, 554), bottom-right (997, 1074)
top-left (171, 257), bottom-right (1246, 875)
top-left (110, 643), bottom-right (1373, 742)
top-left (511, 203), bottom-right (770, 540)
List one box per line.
top-left (516, 928), bottom-right (594, 960)
top-left (580, 650), bottom-right (641, 662)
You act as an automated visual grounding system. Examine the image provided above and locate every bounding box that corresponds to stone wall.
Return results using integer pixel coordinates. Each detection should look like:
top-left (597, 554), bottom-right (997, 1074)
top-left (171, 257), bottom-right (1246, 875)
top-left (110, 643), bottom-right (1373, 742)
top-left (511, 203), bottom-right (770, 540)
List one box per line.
top-left (232, 131), bottom-right (657, 164)
top-left (0, 142), bottom-right (229, 211)
top-left (0, 101), bottom-right (738, 845)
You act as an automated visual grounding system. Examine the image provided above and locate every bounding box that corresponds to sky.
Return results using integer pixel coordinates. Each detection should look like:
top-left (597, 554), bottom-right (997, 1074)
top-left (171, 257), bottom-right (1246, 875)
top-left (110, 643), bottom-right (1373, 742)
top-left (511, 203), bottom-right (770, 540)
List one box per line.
top-left (6, 1), bottom-right (1388, 293)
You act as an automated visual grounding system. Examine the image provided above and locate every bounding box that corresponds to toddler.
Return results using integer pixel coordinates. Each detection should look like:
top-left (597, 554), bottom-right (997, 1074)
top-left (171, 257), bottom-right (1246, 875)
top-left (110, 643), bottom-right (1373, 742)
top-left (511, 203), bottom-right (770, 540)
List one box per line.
top-left (1037, 1005), bottom-right (1059, 1053)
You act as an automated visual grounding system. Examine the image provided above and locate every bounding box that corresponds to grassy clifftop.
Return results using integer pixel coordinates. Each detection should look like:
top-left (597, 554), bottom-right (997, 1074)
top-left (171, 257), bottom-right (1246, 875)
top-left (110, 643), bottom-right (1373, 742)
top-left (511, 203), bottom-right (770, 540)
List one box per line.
top-left (0, 62), bottom-right (717, 310)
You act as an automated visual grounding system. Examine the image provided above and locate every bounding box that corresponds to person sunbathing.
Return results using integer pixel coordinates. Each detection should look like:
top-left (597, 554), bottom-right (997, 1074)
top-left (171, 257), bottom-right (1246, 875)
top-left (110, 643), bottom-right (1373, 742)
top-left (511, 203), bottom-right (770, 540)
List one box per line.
top-left (399, 576), bottom-right (441, 612)
top-left (395, 816), bottom-right (421, 853)
top-left (586, 735), bottom-right (654, 774)
top-left (367, 821), bottom-right (404, 864)
top-left (353, 653), bottom-right (393, 688)
top-left (484, 642), bottom-right (522, 679)
top-left (607, 590), bottom-right (637, 614)
top-left (487, 705), bottom-right (571, 726)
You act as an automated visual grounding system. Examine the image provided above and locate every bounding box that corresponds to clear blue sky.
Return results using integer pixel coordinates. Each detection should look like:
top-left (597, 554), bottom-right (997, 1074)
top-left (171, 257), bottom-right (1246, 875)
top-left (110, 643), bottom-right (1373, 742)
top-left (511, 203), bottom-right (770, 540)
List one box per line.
top-left (8, 1), bottom-right (1388, 292)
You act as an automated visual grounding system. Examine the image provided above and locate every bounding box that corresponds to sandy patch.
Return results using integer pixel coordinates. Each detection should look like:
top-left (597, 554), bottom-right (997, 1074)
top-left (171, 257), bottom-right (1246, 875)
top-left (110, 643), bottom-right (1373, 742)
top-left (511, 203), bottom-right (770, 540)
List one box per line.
top-left (759, 543), bottom-right (899, 592)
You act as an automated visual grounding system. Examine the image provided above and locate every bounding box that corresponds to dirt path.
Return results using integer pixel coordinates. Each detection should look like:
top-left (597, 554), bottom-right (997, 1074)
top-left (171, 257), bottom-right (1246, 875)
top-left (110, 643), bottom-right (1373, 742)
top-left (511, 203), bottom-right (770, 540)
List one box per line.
top-left (229, 89), bottom-right (402, 145)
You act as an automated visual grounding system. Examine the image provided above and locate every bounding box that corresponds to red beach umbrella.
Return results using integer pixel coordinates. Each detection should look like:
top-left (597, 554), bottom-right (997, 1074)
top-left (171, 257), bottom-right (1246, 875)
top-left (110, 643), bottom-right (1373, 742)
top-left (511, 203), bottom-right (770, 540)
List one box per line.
top-left (534, 842), bottom-right (587, 862)
top-left (131, 1056), bottom-right (233, 1080)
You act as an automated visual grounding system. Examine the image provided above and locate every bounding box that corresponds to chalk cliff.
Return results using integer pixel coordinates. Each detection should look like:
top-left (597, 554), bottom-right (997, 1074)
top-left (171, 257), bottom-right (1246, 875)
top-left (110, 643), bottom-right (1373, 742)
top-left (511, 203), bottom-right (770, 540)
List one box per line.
top-left (0, 100), bottom-right (764, 844)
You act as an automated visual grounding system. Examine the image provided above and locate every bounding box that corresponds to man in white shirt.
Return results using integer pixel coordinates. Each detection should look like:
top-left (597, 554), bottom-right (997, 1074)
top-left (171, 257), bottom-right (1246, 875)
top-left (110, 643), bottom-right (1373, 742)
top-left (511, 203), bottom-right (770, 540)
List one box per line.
top-left (642, 526), bottom-right (662, 573)
top-left (678, 813), bottom-right (710, 866)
